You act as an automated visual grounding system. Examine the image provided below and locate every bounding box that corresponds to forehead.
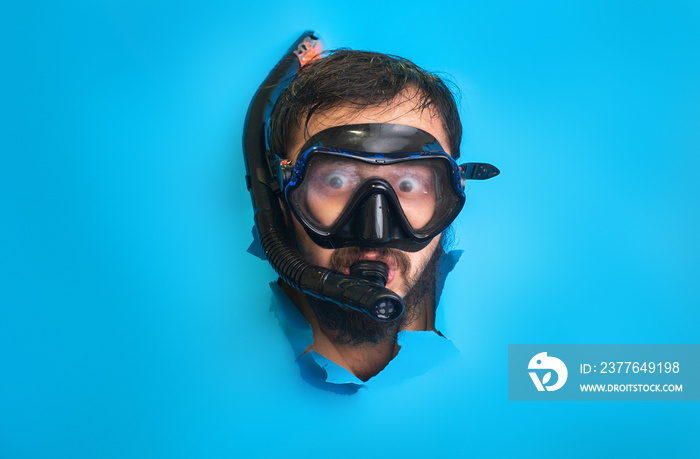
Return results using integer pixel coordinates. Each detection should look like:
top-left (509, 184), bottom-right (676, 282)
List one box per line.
top-left (288, 97), bottom-right (451, 161)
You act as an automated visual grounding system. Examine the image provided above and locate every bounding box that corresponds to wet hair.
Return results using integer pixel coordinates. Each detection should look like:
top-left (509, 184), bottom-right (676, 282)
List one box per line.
top-left (268, 49), bottom-right (463, 160)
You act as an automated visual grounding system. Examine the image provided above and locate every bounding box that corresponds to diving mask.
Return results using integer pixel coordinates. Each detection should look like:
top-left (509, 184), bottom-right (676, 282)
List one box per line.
top-left (278, 123), bottom-right (499, 251)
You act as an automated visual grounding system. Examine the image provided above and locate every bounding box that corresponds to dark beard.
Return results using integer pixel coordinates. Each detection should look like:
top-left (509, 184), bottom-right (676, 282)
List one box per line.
top-left (305, 241), bottom-right (444, 346)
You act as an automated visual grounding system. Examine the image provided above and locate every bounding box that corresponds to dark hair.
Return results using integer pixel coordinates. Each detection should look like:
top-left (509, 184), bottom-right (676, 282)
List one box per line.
top-left (268, 49), bottom-right (463, 160)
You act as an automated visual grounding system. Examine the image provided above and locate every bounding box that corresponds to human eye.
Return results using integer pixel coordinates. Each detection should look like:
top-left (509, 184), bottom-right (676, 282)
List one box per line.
top-left (323, 172), bottom-right (350, 190)
top-left (397, 177), bottom-right (420, 193)
top-left (394, 172), bottom-right (434, 196)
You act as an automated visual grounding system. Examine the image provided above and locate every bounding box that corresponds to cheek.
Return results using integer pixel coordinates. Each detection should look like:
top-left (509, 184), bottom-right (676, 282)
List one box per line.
top-left (290, 216), bottom-right (335, 268)
top-left (406, 237), bottom-right (441, 278)
top-left (306, 193), bottom-right (345, 228)
top-left (402, 201), bottom-right (436, 230)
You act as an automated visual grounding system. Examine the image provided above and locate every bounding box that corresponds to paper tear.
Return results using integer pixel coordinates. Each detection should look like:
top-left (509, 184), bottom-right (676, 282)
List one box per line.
top-left (268, 281), bottom-right (313, 357)
top-left (247, 226), bottom-right (266, 260)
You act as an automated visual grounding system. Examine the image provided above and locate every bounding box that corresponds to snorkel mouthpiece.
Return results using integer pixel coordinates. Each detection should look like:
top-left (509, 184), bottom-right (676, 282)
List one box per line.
top-left (349, 260), bottom-right (401, 321)
top-left (350, 260), bottom-right (389, 287)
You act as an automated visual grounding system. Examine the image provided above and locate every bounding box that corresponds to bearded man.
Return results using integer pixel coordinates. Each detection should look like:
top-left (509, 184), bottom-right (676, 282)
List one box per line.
top-left (244, 33), bottom-right (498, 383)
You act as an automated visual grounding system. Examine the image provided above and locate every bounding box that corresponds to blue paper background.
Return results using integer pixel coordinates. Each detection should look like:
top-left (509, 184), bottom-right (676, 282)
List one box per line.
top-left (2, 0), bottom-right (699, 457)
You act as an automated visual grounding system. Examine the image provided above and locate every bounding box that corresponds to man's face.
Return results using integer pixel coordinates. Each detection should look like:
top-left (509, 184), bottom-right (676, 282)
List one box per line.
top-left (285, 96), bottom-right (451, 301)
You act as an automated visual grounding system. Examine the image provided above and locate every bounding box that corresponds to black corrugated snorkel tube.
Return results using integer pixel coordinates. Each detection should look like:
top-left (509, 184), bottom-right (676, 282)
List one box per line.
top-left (241, 31), bottom-right (404, 322)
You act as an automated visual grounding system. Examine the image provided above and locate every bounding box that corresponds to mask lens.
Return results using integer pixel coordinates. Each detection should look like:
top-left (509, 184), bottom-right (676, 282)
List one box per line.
top-left (287, 153), bottom-right (461, 233)
top-left (297, 155), bottom-right (360, 228)
top-left (385, 161), bottom-right (439, 229)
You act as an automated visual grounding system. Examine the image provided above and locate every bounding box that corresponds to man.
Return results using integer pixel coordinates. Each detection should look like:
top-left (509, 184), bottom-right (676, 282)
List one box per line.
top-left (245, 38), bottom-right (498, 383)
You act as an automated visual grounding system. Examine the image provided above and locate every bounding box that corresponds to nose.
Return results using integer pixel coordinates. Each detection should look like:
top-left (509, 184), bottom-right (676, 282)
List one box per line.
top-left (358, 193), bottom-right (390, 243)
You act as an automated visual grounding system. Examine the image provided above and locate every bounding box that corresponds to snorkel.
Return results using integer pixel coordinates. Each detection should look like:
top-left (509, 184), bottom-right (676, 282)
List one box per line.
top-left (242, 31), bottom-right (405, 321)
top-left (243, 31), bottom-right (499, 323)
